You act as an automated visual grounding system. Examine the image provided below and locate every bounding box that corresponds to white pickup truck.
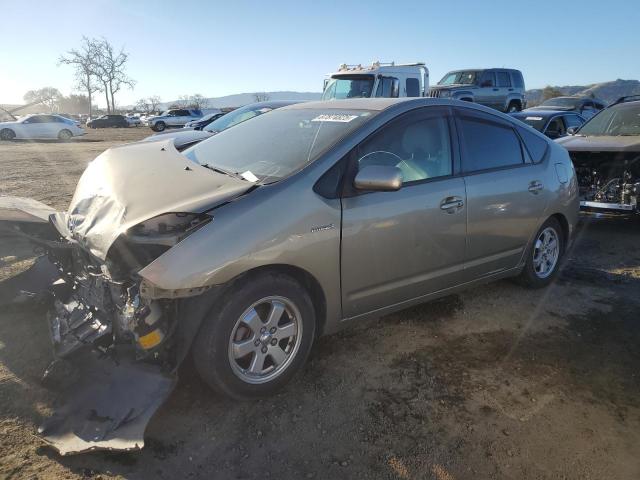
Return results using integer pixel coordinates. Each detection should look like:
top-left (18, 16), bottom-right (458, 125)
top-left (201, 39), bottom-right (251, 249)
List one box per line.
top-left (145, 108), bottom-right (204, 132)
top-left (322, 61), bottom-right (429, 100)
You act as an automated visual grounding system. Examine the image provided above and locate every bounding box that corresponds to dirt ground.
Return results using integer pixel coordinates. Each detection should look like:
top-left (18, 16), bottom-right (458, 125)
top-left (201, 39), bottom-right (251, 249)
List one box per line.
top-left (0, 127), bottom-right (639, 479)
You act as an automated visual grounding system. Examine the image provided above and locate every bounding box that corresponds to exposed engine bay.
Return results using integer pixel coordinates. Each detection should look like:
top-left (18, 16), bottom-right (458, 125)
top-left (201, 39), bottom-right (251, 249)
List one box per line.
top-left (571, 151), bottom-right (640, 213)
top-left (0, 195), bottom-right (221, 455)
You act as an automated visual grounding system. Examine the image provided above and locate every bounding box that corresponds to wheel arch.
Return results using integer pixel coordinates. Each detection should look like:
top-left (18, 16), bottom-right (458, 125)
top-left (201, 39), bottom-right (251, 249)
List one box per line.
top-left (234, 264), bottom-right (328, 337)
top-left (548, 212), bottom-right (570, 251)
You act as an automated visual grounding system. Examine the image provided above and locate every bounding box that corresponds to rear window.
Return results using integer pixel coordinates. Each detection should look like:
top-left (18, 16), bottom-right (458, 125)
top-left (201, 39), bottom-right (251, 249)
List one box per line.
top-left (458, 116), bottom-right (524, 172)
top-left (516, 126), bottom-right (548, 163)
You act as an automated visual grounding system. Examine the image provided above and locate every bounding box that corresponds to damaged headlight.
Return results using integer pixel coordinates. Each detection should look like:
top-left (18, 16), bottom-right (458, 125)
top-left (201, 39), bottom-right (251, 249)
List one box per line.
top-left (126, 212), bottom-right (212, 246)
top-left (107, 212), bottom-right (211, 278)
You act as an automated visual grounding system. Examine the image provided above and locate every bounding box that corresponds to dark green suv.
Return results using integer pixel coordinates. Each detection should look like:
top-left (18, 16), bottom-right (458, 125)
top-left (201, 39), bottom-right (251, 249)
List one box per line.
top-left (428, 68), bottom-right (526, 112)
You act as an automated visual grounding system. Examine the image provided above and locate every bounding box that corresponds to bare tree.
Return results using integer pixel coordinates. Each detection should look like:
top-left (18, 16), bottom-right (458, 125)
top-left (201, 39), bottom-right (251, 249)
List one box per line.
top-left (92, 38), bottom-right (135, 112)
top-left (58, 36), bottom-right (101, 116)
top-left (148, 95), bottom-right (162, 113)
top-left (188, 94), bottom-right (209, 109)
top-left (253, 92), bottom-right (271, 102)
top-left (135, 95), bottom-right (162, 115)
top-left (23, 87), bottom-right (62, 112)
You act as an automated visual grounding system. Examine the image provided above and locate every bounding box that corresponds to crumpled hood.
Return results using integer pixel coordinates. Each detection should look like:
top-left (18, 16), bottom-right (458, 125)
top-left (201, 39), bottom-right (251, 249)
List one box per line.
top-left (58, 140), bottom-right (251, 260)
top-left (142, 129), bottom-right (214, 149)
top-left (556, 135), bottom-right (640, 152)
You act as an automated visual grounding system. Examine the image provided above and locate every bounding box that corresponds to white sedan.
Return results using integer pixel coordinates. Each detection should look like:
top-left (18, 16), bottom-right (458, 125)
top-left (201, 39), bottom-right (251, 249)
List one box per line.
top-left (0, 114), bottom-right (85, 141)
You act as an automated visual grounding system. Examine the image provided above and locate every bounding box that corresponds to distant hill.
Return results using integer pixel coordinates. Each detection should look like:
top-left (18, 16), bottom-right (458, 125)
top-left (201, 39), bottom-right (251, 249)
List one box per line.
top-left (158, 91), bottom-right (322, 110)
top-left (526, 79), bottom-right (640, 106)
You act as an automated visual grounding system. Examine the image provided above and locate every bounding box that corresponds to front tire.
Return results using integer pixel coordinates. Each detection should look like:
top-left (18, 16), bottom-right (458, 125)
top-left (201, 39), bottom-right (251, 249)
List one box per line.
top-left (193, 272), bottom-right (316, 399)
top-left (152, 121), bottom-right (166, 132)
top-left (517, 217), bottom-right (564, 288)
top-left (58, 129), bottom-right (73, 141)
top-left (0, 128), bottom-right (16, 140)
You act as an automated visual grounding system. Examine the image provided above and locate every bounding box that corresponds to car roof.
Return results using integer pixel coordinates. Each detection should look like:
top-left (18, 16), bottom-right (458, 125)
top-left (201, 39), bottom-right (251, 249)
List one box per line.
top-left (514, 110), bottom-right (576, 119)
top-left (284, 98), bottom-right (416, 111)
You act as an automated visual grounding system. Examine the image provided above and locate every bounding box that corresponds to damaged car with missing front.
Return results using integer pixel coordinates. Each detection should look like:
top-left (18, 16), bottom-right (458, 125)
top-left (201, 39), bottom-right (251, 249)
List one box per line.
top-left (0, 98), bottom-right (578, 455)
top-left (557, 95), bottom-right (640, 215)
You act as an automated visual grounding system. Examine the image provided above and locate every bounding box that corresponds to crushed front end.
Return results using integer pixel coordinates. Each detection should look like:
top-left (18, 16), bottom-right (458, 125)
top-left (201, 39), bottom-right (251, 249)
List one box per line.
top-left (0, 198), bottom-right (215, 455)
top-left (571, 151), bottom-right (640, 214)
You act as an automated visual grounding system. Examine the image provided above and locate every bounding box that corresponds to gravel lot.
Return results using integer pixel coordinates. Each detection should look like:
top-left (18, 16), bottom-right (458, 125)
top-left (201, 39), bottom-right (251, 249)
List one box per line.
top-left (0, 127), bottom-right (639, 479)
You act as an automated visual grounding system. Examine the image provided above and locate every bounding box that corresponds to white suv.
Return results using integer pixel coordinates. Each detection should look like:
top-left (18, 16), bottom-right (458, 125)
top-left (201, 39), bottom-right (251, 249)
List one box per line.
top-left (145, 109), bottom-right (203, 132)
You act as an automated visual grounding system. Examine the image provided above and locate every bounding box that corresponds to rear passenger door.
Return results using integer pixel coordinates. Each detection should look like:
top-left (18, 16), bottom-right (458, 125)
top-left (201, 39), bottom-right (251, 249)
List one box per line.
top-left (454, 108), bottom-right (550, 279)
top-left (495, 71), bottom-right (512, 111)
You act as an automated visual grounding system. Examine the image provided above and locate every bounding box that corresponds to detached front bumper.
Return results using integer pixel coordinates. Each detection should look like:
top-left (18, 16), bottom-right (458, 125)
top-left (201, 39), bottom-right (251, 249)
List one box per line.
top-left (0, 197), bottom-right (182, 455)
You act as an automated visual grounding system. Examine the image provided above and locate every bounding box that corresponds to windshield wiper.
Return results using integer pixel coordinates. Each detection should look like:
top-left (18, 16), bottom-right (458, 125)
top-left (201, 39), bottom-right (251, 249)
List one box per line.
top-left (201, 164), bottom-right (250, 181)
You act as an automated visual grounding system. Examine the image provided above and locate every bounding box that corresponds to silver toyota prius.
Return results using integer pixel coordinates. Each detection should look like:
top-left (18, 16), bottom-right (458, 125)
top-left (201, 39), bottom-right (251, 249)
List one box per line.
top-left (0, 98), bottom-right (579, 454)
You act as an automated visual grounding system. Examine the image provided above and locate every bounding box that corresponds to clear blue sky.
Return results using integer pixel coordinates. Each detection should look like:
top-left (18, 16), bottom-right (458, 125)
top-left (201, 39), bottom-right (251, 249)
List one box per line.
top-left (1, 0), bottom-right (638, 107)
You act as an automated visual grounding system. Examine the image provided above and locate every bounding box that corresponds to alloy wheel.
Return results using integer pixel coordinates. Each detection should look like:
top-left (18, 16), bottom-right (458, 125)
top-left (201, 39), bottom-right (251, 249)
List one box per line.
top-left (533, 227), bottom-right (560, 279)
top-left (227, 296), bottom-right (302, 385)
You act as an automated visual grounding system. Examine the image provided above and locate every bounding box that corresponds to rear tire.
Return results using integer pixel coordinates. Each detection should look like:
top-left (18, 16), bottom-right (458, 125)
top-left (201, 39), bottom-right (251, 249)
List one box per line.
top-left (153, 121), bottom-right (166, 132)
top-left (193, 272), bottom-right (316, 399)
top-left (516, 217), bottom-right (564, 288)
top-left (507, 101), bottom-right (522, 113)
top-left (0, 128), bottom-right (16, 140)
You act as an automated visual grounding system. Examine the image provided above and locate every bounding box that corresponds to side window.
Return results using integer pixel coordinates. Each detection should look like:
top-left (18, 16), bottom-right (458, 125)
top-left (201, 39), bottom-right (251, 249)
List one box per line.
top-left (375, 77), bottom-right (399, 98)
top-left (25, 116), bottom-right (42, 123)
top-left (510, 71), bottom-right (524, 89)
top-left (516, 126), bottom-right (548, 164)
top-left (564, 114), bottom-right (584, 129)
top-left (479, 71), bottom-right (495, 87)
top-left (496, 71), bottom-right (511, 87)
top-left (358, 111), bottom-right (452, 183)
top-left (458, 115), bottom-right (524, 172)
top-left (546, 117), bottom-right (566, 137)
top-left (406, 78), bottom-right (420, 97)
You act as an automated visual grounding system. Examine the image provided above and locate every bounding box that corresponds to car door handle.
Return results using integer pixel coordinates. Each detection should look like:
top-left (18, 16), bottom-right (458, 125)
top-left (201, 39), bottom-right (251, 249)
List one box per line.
top-left (508, 88), bottom-right (514, 91)
top-left (528, 181), bottom-right (544, 194)
top-left (440, 196), bottom-right (464, 212)
top-left (493, 88), bottom-right (499, 91)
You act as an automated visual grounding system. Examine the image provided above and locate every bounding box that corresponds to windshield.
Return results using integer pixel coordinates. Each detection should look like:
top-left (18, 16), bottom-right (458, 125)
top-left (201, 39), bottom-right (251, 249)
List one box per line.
top-left (540, 97), bottom-right (579, 108)
top-left (512, 114), bottom-right (546, 132)
top-left (185, 108), bottom-right (375, 183)
top-left (438, 70), bottom-right (479, 86)
top-left (578, 103), bottom-right (640, 136)
top-left (204, 105), bottom-right (273, 133)
top-left (321, 75), bottom-right (375, 100)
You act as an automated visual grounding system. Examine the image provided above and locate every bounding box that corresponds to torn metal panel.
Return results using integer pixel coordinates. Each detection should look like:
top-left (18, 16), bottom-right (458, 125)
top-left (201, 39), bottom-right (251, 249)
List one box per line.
top-left (39, 348), bottom-right (176, 456)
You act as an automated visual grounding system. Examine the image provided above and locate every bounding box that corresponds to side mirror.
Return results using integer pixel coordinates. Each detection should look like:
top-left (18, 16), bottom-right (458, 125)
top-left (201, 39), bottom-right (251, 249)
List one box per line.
top-left (354, 165), bottom-right (403, 192)
top-left (566, 126), bottom-right (579, 135)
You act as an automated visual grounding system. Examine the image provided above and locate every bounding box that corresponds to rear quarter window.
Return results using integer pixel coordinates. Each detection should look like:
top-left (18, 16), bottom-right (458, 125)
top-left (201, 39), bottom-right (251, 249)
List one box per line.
top-left (406, 78), bottom-right (420, 97)
top-left (516, 125), bottom-right (548, 164)
top-left (511, 71), bottom-right (524, 89)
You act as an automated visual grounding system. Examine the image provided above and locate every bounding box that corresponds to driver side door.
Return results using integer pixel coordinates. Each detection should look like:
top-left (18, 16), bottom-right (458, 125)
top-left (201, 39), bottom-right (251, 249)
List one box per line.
top-left (341, 107), bottom-right (467, 318)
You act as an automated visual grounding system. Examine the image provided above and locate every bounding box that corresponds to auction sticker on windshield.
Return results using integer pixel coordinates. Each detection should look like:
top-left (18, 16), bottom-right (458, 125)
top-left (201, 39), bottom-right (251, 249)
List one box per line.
top-left (312, 114), bottom-right (359, 123)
